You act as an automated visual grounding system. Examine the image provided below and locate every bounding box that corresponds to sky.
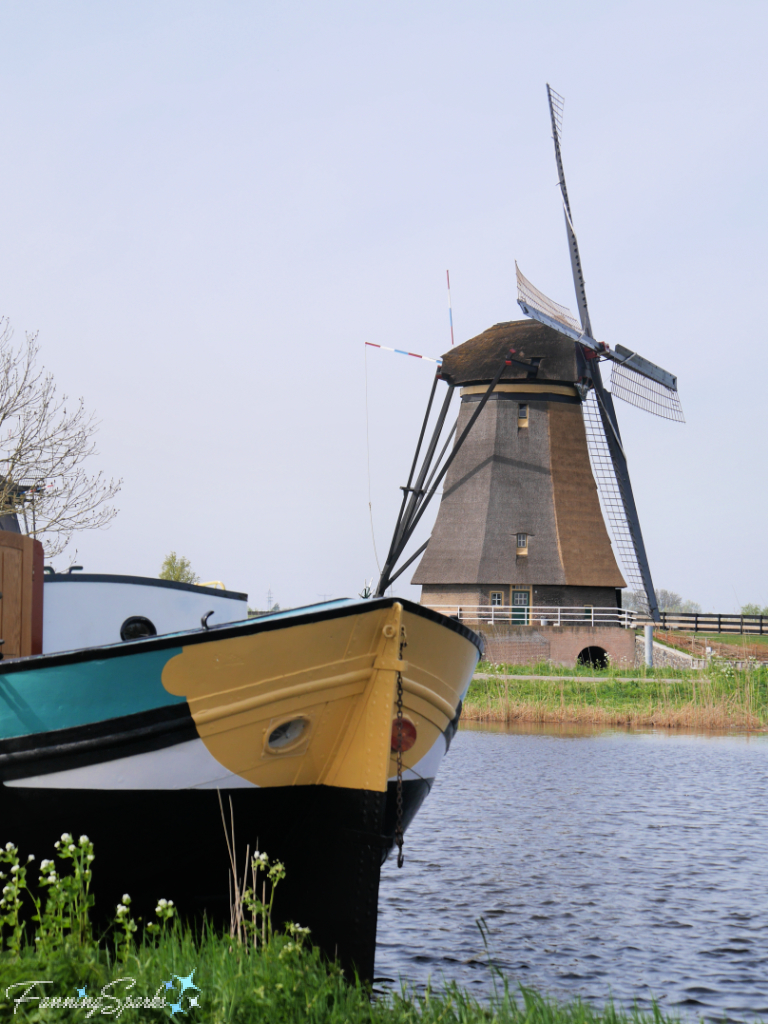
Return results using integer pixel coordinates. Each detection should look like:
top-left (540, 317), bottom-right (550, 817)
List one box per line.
top-left (0, 0), bottom-right (765, 613)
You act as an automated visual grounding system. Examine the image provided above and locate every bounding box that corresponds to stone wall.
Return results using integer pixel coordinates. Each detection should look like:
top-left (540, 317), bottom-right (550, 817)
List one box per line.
top-left (478, 623), bottom-right (636, 667)
top-left (634, 636), bottom-right (700, 670)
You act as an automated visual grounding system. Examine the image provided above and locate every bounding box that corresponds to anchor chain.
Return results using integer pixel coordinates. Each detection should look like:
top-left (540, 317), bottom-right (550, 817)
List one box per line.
top-left (394, 628), bottom-right (408, 868)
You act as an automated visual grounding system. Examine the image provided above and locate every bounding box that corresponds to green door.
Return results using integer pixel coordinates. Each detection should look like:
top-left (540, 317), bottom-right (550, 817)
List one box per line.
top-left (512, 589), bottom-right (530, 625)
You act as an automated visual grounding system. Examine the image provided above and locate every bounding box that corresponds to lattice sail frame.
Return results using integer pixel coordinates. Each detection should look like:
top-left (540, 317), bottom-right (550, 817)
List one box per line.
top-left (516, 264), bottom-right (582, 335)
top-left (610, 363), bottom-right (685, 422)
top-left (548, 85), bottom-right (565, 146)
top-left (581, 389), bottom-right (645, 593)
top-left (517, 265), bottom-right (685, 423)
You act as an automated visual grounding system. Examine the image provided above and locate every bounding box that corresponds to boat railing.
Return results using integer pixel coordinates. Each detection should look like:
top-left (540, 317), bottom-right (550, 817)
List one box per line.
top-left (425, 605), bottom-right (635, 628)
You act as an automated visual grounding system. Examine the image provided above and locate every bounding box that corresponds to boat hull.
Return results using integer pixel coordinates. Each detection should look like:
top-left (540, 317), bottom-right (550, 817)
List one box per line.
top-left (0, 779), bottom-right (429, 981)
top-left (0, 597), bottom-right (481, 979)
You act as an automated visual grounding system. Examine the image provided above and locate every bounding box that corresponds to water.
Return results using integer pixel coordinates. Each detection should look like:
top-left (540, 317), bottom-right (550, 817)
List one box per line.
top-left (376, 724), bottom-right (768, 1021)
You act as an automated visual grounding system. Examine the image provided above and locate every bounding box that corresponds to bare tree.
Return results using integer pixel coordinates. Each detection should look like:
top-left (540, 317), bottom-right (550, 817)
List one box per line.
top-left (623, 587), bottom-right (702, 615)
top-left (0, 318), bottom-right (121, 557)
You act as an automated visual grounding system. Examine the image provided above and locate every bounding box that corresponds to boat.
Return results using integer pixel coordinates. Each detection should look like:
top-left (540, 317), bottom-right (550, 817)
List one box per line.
top-left (0, 533), bottom-right (482, 980)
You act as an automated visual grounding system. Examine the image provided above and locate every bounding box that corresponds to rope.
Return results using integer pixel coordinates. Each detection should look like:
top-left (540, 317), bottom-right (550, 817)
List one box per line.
top-left (364, 346), bottom-right (381, 574)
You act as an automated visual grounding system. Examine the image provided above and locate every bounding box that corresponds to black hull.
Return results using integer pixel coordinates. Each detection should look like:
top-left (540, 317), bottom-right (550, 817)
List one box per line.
top-left (0, 778), bottom-right (430, 981)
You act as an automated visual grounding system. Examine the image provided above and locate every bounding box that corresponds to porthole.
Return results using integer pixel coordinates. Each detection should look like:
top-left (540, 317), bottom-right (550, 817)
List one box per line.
top-left (120, 616), bottom-right (158, 641)
top-left (266, 717), bottom-right (308, 752)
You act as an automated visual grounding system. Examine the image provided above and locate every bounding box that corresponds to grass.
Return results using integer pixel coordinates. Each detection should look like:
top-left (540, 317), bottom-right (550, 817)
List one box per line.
top-left (682, 631), bottom-right (768, 647)
top-left (473, 660), bottom-right (696, 679)
top-left (654, 631), bottom-right (768, 661)
top-left (464, 661), bottom-right (768, 729)
top-left (0, 929), bottom-right (695, 1024)
top-left (0, 835), bottom-right (697, 1024)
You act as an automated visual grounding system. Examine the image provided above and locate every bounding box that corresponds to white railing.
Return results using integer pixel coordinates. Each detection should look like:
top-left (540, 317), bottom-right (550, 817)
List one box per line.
top-left (426, 605), bottom-right (634, 628)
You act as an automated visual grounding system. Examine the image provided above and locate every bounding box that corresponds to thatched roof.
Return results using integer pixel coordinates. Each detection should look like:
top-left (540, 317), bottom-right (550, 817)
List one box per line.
top-left (440, 319), bottom-right (579, 387)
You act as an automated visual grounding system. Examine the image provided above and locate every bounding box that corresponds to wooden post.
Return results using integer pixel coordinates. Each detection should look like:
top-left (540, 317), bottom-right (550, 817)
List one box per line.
top-left (0, 532), bottom-right (44, 658)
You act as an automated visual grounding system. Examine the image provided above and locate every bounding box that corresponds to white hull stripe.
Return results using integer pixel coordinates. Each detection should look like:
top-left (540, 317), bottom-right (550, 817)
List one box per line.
top-left (389, 731), bottom-right (447, 785)
top-left (4, 738), bottom-right (257, 790)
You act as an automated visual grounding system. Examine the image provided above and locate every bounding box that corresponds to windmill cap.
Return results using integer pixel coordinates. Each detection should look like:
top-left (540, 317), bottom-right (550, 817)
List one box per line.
top-left (439, 319), bottom-right (580, 387)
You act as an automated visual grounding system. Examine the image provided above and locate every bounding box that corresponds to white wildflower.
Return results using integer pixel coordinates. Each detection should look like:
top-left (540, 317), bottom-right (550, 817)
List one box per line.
top-left (40, 859), bottom-right (52, 870)
top-left (68, 844), bottom-right (76, 852)
top-left (47, 873), bottom-right (57, 883)
top-left (79, 835), bottom-right (89, 845)
top-left (4, 842), bottom-right (13, 851)
top-left (27, 854), bottom-right (34, 862)
top-left (61, 833), bottom-right (71, 843)
top-left (122, 893), bottom-right (131, 904)
top-left (10, 865), bottom-right (19, 874)
top-left (116, 904), bottom-right (128, 915)
top-left (158, 899), bottom-right (168, 907)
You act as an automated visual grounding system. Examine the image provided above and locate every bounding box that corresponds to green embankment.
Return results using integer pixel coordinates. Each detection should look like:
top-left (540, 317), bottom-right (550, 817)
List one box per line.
top-left (463, 662), bottom-right (768, 729)
top-left (0, 929), bottom-right (694, 1024)
top-left (0, 834), bottom-right (693, 1024)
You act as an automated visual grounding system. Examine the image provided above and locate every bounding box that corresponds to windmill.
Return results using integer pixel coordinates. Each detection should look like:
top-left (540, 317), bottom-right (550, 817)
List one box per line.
top-left (515, 85), bottom-right (684, 621)
top-left (375, 86), bottom-right (682, 635)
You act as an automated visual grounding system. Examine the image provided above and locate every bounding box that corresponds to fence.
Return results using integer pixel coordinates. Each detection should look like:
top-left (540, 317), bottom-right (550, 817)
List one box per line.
top-left (632, 611), bottom-right (768, 636)
top-left (426, 605), bottom-right (633, 628)
top-left (426, 605), bottom-right (768, 636)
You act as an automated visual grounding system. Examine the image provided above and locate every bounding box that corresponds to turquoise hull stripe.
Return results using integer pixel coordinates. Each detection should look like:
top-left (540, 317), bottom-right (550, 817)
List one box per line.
top-left (0, 646), bottom-right (185, 740)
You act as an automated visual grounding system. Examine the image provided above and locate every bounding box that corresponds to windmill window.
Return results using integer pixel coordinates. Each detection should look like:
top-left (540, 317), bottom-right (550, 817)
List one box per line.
top-left (490, 592), bottom-right (503, 607)
top-left (518, 404), bottom-right (529, 427)
top-left (516, 533), bottom-right (528, 554)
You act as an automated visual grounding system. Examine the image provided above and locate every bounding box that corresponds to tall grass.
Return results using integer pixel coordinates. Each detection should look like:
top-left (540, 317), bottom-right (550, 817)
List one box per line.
top-left (0, 929), bottom-right (691, 1024)
top-left (464, 662), bottom-right (768, 729)
top-left (0, 835), bottom-right (696, 1023)
top-left (475, 660), bottom-right (695, 679)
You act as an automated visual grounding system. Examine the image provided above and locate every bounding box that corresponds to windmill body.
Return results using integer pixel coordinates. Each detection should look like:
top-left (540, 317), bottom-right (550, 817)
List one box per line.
top-left (377, 85), bottom-right (683, 663)
top-left (412, 319), bottom-right (626, 614)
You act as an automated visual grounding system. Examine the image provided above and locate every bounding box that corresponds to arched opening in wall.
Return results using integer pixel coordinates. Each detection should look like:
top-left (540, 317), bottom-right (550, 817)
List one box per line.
top-left (577, 646), bottom-right (608, 669)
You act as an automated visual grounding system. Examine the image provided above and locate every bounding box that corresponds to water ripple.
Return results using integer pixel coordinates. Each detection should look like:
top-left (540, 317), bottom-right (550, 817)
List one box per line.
top-left (376, 727), bottom-right (768, 1021)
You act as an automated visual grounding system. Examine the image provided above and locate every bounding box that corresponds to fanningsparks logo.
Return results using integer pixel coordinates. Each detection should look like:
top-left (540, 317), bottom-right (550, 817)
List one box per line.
top-left (5, 969), bottom-right (201, 1018)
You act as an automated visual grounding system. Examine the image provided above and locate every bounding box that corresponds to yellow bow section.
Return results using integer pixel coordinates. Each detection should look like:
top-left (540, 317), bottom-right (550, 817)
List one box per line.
top-left (161, 603), bottom-right (431, 793)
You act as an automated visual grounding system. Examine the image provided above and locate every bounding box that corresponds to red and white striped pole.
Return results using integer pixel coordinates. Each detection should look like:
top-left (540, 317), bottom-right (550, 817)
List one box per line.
top-left (446, 270), bottom-right (455, 346)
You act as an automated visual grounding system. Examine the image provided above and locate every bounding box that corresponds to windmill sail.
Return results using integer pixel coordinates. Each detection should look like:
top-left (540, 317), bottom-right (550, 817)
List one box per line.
top-left (581, 389), bottom-right (647, 594)
top-left (517, 265), bottom-right (685, 422)
top-left (610, 360), bottom-right (685, 422)
top-left (516, 264), bottom-right (583, 337)
top-left (547, 84), bottom-right (594, 338)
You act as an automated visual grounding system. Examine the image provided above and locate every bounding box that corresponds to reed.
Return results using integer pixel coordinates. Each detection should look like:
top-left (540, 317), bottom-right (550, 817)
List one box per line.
top-left (463, 662), bottom-right (768, 729)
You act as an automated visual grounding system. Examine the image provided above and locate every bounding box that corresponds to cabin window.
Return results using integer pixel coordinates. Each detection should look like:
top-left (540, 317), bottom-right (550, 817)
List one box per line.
top-left (490, 592), bottom-right (503, 607)
top-left (516, 533), bottom-right (528, 553)
top-left (518, 403), bottom-right (529, 427)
